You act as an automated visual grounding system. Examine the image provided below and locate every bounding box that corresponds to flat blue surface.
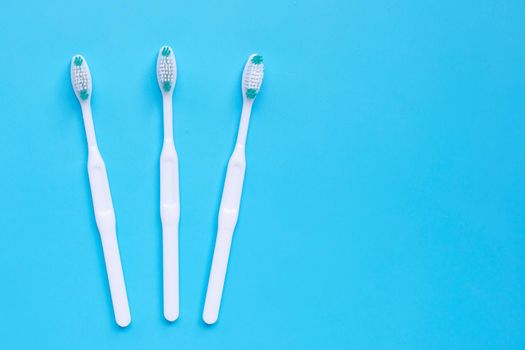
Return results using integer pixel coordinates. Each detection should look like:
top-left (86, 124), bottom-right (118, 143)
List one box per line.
top-left (0, 0), bottom-right (524, 348)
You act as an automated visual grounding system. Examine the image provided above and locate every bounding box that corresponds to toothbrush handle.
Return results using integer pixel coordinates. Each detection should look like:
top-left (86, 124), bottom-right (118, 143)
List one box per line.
top-left (87, 148), bottom-right (131, 327)
top-left (99, 226), bottom-right (131, 328)
top-left (203, 146), bottom-right (246, 324)
top-left (160, 140), bottom-right (180, 321)
top-left (203, 228), bottom-right (234, 324)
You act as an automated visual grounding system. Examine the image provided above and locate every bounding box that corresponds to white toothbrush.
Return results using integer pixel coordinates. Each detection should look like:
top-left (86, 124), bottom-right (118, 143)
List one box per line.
top-left (157, 45), bottom-right (180, 322)
top-left (70, 55), bottom-right (131, 328)
top-left (203, 54), bottom-right (265, 324)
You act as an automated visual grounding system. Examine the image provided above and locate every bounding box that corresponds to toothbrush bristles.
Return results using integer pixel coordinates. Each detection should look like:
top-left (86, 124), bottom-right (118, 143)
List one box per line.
top-left (72, 55), bottom-right (90, 100)
top-left (243, 54), bottom-right (264, 99)
top-left (157, 46), bottom-right (176, 92)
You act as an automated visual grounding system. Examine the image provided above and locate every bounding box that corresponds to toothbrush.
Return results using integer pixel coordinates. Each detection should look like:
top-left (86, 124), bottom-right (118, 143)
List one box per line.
top-left (203, 54), bottom-right (265, 324)
top-left (157, 45), bottom-right (180, 322)
top-left (70, 55), bottom-right (131, 327)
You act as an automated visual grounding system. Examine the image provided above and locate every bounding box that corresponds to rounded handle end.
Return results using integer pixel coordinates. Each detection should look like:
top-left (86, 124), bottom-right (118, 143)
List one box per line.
top-left (203, 310), bottom-right (218, 325)
top-left (115, 311), bottom-right (131, 328)
top-left (164, 308), bottom-right (179, 322)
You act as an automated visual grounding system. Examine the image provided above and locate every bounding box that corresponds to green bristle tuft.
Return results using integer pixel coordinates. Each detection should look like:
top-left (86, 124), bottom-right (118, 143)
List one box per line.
top-left (162, 47), bottom-right (171, 57)
top-left (162, 81), bottom-right (172, 92)
top-left (79, 89), bottom-right (89, 100)
top-left (251, 55), bottom-right (263, 64)
top-left (246, 88), bottom-right (257, 99)
top-left (74, 56), bottom-right (83, 66)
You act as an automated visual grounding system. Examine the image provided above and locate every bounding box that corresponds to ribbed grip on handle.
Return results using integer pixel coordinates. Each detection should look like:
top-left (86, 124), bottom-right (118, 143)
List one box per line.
top-left (87, 147), bottom-right (131, 327)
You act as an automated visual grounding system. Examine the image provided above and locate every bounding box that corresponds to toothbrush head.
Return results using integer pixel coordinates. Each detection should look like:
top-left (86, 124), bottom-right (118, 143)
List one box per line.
top-left (70, 55), bottom-right (92, 103)
top-left (157, 45), bottom-right (177, 95)
top-left (242, 54), bottom-right (264, 100)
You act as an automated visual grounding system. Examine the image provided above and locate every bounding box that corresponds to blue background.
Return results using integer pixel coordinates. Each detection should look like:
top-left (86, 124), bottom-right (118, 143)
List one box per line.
top-left (0, 0), bottom-right (524, 348)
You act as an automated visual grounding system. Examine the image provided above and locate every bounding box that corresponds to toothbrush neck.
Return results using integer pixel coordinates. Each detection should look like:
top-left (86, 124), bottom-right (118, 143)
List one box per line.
top-left (81, 103), bottom-right (98, 149)
top-left (235, 100), bottom-right (253, 147)
top-left (163, 95), bottom-right (173, 141)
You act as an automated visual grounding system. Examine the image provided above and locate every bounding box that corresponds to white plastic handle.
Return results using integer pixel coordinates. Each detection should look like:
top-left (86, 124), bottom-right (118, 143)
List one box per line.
top-left (88, 148), bottom-right (131, 327)
top-left (203, 146), bottom-right (246, 324)
top-left (160, 140), bottom-right (180, 321)
top-left (99, 226), bottom-right (131, 327)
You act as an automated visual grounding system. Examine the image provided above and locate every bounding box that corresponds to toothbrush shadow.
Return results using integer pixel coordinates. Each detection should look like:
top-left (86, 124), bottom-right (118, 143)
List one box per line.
top-left (199, 149), bottom-right (240, 328)
top-left (62, 65), bottom-right (80, 119)
top-left (151, 56), bottom-right (166, 324)
top-left (199, 67), bottom-right (248, 327)
top-left (150, 53), bottom-right (183, 325)
top-left (199, 181), bottom-right (224, 329)
top-left (65, 59), bottom-right (133, 330)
